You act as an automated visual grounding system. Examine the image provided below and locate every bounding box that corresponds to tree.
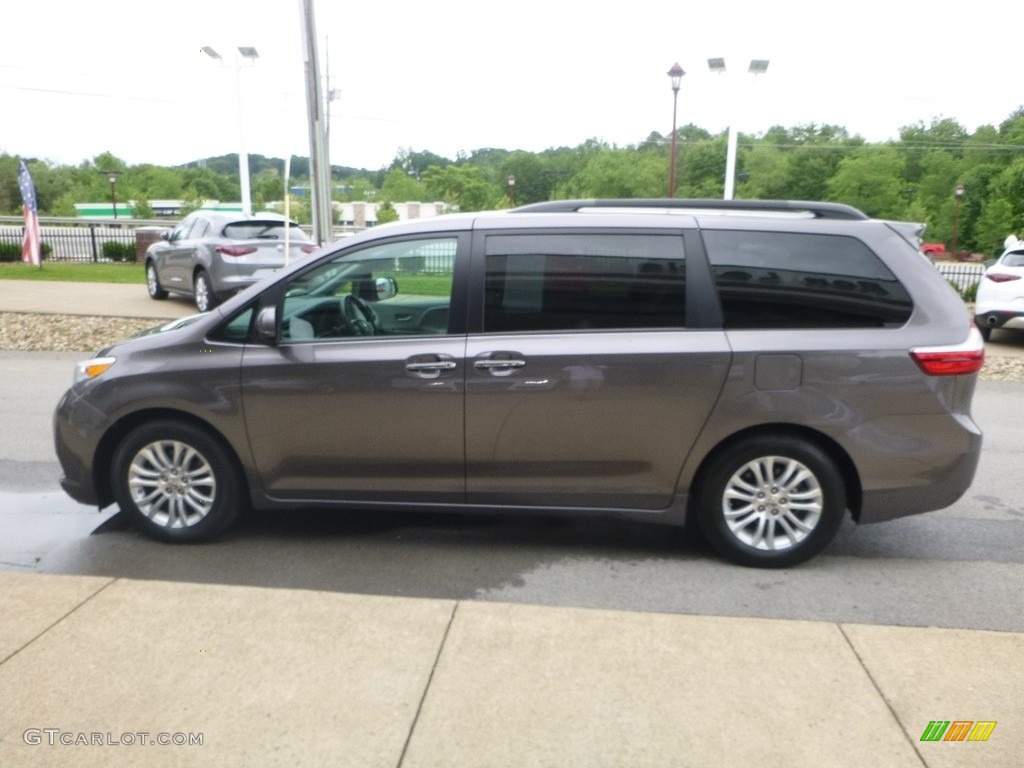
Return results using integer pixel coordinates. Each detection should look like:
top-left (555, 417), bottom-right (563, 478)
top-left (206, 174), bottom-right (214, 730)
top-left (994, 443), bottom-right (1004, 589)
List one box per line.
top-left (422, 165), bottom-right (495, 211)
top-left (737, 145), bottom-right (791, 200)
top-left (974, 199), bottom-right (1017, 257)
top-left (376, 200), bottom-right (399, 224)
top-left (561, 148), bottom-right (666, 199)
top-left (827, 147), bottom-right (906, 218)
top-left (499, 152), bottom-right (556, 206)
top-left (381, 168), bottom-right (427, 202)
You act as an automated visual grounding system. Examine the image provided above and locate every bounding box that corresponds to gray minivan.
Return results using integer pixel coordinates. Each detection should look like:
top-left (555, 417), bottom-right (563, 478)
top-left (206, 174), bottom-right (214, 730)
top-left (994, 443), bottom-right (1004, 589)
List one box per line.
top-left (55, 199), bottom-right (985, 567)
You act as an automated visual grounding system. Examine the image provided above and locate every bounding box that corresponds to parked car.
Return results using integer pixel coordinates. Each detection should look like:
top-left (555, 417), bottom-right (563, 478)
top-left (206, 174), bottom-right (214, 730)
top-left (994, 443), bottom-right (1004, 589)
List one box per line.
top-left (55, 199), bottom-right (984, 568)
top-left (975, 243), bottom-right (1024, 340)
top-left (144, 211), bottom-right (317, 311)
top-left (920, 242), bottom-right (946, 256)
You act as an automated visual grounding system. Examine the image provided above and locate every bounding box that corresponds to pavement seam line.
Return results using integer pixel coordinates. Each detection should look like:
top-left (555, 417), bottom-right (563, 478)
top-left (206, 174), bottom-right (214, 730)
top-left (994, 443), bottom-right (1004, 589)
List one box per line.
top-left (0, 576), bottom-right (119, 667)
top-left (837, 623), bottom-right (929, 767)
top-left (396, 600), bottom-right (459, 768)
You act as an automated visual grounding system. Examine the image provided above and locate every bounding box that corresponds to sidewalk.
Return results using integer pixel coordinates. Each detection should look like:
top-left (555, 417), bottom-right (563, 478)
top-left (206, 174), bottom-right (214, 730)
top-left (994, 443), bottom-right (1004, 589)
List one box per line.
top-left (1, 572), bottom-right (1021, 767)
top-left (0, 280), bottom-right (194, 320)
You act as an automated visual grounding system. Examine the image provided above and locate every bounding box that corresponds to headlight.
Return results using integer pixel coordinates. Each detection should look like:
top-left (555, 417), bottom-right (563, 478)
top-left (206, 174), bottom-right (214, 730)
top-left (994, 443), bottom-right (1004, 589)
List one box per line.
top-left (74, 356), bottom-right (116, 384)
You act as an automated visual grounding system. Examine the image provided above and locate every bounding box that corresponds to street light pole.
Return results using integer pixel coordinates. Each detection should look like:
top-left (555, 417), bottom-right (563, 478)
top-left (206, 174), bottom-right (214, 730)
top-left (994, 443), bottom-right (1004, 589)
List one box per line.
top-left (952, 183), bottom-right (966, 255)
top-left (708, 58), bottom-right (769, 200)
top-left (98, 170), bottom-right (121, 219)
top-left (667, 63), bottom-right (685, 198)
top-left (202, 45), bottom-right (259, 215)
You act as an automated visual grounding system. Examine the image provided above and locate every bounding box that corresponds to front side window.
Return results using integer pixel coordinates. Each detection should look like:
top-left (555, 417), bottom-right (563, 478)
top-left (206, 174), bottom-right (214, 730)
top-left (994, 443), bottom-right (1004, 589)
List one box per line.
top-left (704, 230), bottom-right (913, 329)
top-left (169, 217), bottom-right (196, 242)
top-left (483, 234), bottom-right (686, 333)
top-left (280, 237), bottom-right (456, 341)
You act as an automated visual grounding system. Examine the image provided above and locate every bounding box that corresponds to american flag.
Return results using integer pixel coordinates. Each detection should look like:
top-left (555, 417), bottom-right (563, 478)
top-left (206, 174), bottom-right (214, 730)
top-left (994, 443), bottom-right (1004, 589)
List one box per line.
top-left (18, 160), bottom-right (42, 267)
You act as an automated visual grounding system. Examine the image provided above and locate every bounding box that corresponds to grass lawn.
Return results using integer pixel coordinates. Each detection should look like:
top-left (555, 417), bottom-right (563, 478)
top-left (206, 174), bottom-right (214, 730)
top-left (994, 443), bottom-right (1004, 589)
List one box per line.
top-left (0, 262), bottom-right (145, 284)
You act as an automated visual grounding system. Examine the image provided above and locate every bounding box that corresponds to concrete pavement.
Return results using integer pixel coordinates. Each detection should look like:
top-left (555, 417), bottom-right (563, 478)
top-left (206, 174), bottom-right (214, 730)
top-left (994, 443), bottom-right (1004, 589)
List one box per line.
top-left (1, 279), bottom-right (1023, 766)
top-left (0, 279), bottom-right (195, 320)
top-left (2, 571), bottom-right (1021, 767)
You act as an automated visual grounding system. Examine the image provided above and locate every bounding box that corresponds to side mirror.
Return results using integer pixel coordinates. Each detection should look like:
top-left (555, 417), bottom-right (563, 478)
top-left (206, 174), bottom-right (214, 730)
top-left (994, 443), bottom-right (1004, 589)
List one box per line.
top-left (159, 231), bottom-right (170, 241)
top-left (375, 277), bottom-right (398, 301)
top-left (255, 306), bottom-right (278, 344)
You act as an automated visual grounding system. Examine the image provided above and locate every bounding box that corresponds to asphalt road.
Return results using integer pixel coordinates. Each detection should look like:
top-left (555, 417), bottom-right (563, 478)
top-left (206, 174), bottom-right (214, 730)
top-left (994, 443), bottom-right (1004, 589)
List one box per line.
top-left (2, 350), bottom-right (1022, 633)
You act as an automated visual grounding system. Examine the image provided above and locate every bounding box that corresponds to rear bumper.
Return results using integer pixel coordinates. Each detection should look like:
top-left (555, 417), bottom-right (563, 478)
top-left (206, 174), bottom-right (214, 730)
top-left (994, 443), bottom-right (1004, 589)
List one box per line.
top-left (974, 310), bottom-right (1024, 331)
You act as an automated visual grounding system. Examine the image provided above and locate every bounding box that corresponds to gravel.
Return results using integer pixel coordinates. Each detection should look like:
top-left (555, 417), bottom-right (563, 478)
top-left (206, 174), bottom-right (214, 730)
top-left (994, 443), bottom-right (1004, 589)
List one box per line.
top-left (2, 311), bottom-right (1023, 381)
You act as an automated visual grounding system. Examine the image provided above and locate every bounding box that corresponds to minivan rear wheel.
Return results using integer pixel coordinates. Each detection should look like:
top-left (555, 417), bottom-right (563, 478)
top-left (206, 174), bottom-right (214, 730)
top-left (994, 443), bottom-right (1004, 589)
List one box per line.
top-left (111, 421), bottom-right (243, 542)
top-left (694, 436), bottom-right (846, 568)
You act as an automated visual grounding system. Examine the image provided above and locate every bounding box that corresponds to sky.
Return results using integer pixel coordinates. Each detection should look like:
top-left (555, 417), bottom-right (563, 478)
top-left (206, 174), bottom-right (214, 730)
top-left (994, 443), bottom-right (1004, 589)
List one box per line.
top-left (3, 0), bottom-right (1021, 172)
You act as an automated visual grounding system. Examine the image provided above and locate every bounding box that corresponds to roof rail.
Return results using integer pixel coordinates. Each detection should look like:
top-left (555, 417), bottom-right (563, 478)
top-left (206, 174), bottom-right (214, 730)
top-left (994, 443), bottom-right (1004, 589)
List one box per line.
top-left (509, 199), bottom-right (869, 221)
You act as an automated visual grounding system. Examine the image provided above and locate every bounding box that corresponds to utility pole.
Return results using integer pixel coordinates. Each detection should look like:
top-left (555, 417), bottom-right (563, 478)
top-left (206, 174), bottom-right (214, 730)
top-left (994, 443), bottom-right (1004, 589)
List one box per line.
top-left (298, 0), bottom-right (333, 244)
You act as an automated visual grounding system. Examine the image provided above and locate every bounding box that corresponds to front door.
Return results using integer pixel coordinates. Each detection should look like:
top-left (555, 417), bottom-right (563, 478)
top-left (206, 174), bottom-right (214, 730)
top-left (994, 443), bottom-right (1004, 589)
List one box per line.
top-left (241, 235), bottom-right (467, 503)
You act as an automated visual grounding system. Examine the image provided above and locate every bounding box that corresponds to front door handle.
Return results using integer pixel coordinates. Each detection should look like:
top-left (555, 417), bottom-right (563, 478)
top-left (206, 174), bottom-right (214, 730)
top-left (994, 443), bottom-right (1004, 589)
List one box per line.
top-left (405, 355), bottom-right (457, 379)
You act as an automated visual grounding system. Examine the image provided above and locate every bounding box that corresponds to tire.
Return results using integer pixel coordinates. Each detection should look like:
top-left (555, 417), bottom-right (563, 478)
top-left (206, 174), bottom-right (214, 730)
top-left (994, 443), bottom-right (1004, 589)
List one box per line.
top-left (111, 420), bottom-right (244, 543)
top-left (146, 262), bottom-right (168, 300)
top-left (194, 269), bottom-right (219, 312)
top-left (694, 436), bottom-right (846, 568)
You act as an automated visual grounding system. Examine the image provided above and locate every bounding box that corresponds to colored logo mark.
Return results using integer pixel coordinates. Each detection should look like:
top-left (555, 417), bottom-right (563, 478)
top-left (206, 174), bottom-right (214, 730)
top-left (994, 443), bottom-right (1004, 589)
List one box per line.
top-left (920, 720), bottom-right (996, 742)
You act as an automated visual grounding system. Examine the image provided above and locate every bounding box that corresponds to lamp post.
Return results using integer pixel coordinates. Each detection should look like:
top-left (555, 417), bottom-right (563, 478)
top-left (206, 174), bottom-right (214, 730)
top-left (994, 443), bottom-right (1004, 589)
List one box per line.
top-left (708, 58), bottom-right (769, 200)
top-left (507, 175), bottom-right (516, 207)
top-left (202, 45), bottom-right (259, 215)
top-left (98, 170), bottom-right (121, 219)
top-left (667, 63), bottom-right (685, 198)
top-left (952, 183), bottom-right (966, 255)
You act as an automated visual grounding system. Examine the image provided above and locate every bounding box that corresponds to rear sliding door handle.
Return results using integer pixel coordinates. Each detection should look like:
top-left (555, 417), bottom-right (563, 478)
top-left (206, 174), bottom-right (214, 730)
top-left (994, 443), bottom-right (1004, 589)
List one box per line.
top-left (473, 359), bottom-right (525, 370)
top-left (474, 355), bottom-right (526, 377)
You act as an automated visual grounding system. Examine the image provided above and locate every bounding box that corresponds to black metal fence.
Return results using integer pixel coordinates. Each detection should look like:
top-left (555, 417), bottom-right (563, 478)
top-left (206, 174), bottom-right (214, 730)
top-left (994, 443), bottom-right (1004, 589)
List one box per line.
top-left (934, 261), bottom-right (985, 294)
top-left (0, 216), bottom-right (171, 263)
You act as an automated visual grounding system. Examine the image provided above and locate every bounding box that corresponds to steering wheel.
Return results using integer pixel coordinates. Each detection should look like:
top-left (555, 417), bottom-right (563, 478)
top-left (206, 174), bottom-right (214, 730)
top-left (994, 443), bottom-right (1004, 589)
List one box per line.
top-left (342, 295), bottom-right (377, 336)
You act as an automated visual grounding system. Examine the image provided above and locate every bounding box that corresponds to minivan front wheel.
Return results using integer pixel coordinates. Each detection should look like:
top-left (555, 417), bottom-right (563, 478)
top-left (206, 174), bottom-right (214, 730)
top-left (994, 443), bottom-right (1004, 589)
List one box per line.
top-left (111, 421), bottom-right (243, 542)
top-left (695, 436), bottom-right (846, 568)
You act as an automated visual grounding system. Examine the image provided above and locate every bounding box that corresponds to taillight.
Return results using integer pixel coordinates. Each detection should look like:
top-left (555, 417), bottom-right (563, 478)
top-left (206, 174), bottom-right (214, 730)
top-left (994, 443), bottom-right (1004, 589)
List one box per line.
top-left (910, 328), bottom-right (985, 376)
top-left (301, 245), bottom-right (317, 253)
top-left (215, 246), bottom-right (257, 257)
top-left (985, 272), bottom-right (1021, 283)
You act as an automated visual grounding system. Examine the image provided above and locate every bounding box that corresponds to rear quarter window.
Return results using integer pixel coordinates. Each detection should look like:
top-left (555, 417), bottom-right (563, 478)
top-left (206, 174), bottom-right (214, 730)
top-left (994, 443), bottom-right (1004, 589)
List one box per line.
top-left (704, 230), bottom-right (913, 329)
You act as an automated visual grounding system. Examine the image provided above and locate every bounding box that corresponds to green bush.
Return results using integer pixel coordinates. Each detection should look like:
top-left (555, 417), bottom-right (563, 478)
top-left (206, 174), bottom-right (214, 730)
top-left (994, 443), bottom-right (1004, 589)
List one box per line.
top-left (102, 241), bottom-right (136, 262)
top-left (0, 242), bottom-right (50, 262)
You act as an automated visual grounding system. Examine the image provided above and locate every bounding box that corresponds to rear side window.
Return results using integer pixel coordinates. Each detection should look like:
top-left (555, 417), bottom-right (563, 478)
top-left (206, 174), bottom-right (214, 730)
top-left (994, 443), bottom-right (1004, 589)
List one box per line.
top-left (483, 234), bottom-right (685, 332)
top-left (704, 230), bottom-right (913, 329)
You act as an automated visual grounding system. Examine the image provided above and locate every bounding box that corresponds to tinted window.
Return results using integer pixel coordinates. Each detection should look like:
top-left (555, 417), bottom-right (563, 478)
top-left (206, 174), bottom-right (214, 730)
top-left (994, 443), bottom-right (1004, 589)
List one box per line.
top-left (704, 230), bottom-right (913, 329)
top-left (483, 234), bottom-right (685, 332)
top-left (223, 221), bottom-right (311, 241)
